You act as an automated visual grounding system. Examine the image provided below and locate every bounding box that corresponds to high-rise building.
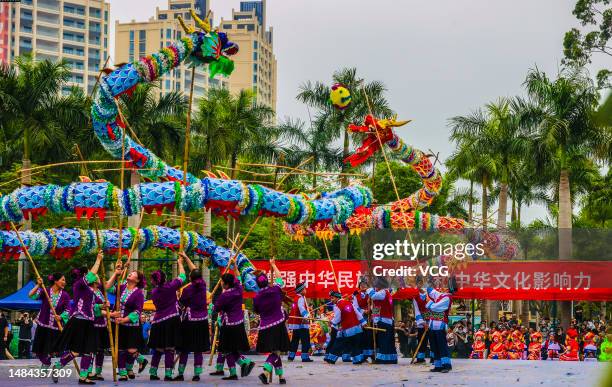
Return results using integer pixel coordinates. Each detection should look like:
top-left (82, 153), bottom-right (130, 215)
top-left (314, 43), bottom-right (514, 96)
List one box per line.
top-left (219, 0), bottom-right (276, 110)
top-left (2, 0), bottom-right (110, 95)
top-left (115, 0), bottom-right (228, 103)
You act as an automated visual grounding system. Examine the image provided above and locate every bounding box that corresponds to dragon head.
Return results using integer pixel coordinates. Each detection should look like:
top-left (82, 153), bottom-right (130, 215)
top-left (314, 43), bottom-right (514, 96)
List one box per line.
top-left (177, 10), bottom-right (239, 77)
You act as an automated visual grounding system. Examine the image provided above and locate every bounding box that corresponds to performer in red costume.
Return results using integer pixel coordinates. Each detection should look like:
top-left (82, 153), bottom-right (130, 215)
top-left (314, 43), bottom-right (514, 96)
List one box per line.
top-left (559, 328), bottom-right (579, 361)
top-left (488, 330), bottom-right (506, 359)
top-left (470, 330), bottom-right (486, 359)
top-left (527, 328), bottom-right (542, 360)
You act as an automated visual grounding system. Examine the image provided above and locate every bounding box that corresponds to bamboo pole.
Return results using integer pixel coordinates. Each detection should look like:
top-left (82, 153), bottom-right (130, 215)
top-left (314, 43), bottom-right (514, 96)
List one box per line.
top-left (113, 99), bottom-right (128, 370)
top-left (91, 217), bottom-right (118, 382)
top-left (75, 144), bottom-right (117, 382)
top-left (410, 325), bottom-right (429, 365)
top-left (179, 66), bottom-right (196, 252)
top-left (9, 222), bottom-right (81, 374)
top-left (321, 238), bottom-right (340, 290)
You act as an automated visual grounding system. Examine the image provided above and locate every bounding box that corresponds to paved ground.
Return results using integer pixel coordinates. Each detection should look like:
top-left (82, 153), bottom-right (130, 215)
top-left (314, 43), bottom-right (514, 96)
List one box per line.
top-left (0, 355), bottom-right (610, 387)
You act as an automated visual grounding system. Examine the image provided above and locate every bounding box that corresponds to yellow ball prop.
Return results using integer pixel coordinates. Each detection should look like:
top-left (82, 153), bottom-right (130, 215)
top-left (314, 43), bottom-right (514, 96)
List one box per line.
top-left (330, 83), bottom-right (352, 110)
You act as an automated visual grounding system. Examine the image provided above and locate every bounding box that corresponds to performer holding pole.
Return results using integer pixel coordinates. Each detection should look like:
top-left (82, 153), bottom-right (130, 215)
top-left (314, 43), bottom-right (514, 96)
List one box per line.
top-left (324, 290), bottom-right (366, 365)
top-left (352, 278), bottom-right (374, 361)
top-left (106, 263), bottom-right (146, 381)
top-left (146, 256), bottom-right (187, 381)
top-left (423, 286), bottom-right (453, 373)
top-left (253, 258), bottom-right (290, 385)
top-left (411, 291), bottom-right (431, 364)
top-left (210, 273), bottom-right (255, 380)
top-left (87, 279), bottom-right (111, 381)
top-left (366, 278), bottom-right (398, 364)
top-left (29, 274), bottom-right (71, 371)
top-left (287, 282), bottom-right (313, 362)
top-left (52, 251), bottom-right (104, 384)
top-left (175, 252), bottom-right (211, 381)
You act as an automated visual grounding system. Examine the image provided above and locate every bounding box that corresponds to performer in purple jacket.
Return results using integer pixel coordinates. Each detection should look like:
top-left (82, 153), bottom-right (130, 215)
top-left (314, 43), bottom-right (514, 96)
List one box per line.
top-left (146, 256), bottom-right (186, 381)
top-left (211, 272), bottom-right (254, 381)
top-left (29, 272), bottom-right (71, 370)
top-left (86, 280), bottom-right (110, 381)
top-left (175, 252), bottom-right (210, 382)
top-left (106, 264), bottom-right (146, 381)
top-left (254, 258), bottom-right (289, 385)
top-left (52, 251), bottom-right (104, 384)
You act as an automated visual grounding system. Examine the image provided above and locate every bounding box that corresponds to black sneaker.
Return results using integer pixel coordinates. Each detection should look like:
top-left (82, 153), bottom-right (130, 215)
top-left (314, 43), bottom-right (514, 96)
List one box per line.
top-left (441, 367), bottom-right (450, 373)
top-left (173, 375), bottom-right (184, 381)
top-left (430, 367), bottom-right (443, 372)
top-left (221, 375), bottom-right (238, 380)
top-left (150, 375), bottom-right (160, 381)
top-left (241, 361), bottom-right (255, 377)
top-left (118, 375), bottom-right (128, 381)
top-left (89, 374), bottom-right (105, 381)
top-left (78, 379), bottom-right (96, 385)
top-left (279, 378), bottom-right (287, 385)
top-left (192, 375), bottom-right (200, 382)
top-left (302, 358), bottom-right (313, 362)
top-left (258, 373), bottom-right (269, 385)
top-left (210, 370), bottom-right (225, 376)
top-left (128, 371), bottom-right (136, 379)
top-left (163, 376), bottom-right (174, 381)
top-left (414, 358), bottom-right (426, 364)
top-left (138, 358), bottom-right (148, 374)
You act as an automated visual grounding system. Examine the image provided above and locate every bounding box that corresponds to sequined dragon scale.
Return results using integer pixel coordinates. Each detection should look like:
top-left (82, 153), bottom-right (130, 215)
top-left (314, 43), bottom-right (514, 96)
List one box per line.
top-left (0, 225), bottom-right (260, 291)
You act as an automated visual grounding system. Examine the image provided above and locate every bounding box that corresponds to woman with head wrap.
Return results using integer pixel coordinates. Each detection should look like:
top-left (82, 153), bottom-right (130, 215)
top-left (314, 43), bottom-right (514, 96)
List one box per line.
top-left (29, 272), bottom-right (70, 371)
top-left (253, 258), bottom-right (290, 384)
top-left (52, 251), bottom-right (104, 384)
top-left (146, 255), bottom-right (187, 381)
top-left (175, 252), bottom-right (210, 381)
top-left (106, 263), bottom-right (146, 381)
top-left (211, 271), bottom-right (254, 380)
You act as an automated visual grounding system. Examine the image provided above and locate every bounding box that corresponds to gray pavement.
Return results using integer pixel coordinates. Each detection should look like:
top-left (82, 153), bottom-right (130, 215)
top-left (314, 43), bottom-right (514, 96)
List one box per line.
top-left (0, 355), bottom-right (609, 387)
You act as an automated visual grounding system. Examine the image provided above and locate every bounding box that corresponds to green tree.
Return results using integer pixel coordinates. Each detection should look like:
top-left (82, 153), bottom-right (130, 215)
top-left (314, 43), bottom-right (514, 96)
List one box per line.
top-left (297, 68), bottom-right (393, 258)
top-left (519, 67), bottom-right (606, 328)
top-left (449, 98), bottom-right (531, 229)
top-left (0, 55), bottom-right (86, 170)
top-left (278, 114), bottom-right (342, 190)
top-left (562, 0), bottom-right (611, 87)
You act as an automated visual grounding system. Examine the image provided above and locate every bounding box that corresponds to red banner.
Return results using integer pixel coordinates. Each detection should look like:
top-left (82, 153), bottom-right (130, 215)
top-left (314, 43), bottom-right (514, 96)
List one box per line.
top-left (247, 260), bottom-right (612, 301)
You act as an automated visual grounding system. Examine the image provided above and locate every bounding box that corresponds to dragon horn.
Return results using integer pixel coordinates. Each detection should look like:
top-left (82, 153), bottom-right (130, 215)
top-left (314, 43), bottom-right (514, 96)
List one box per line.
top-left (190, 9), bottom-right (211, 33)
top-left (177, 15), bottom-right (195, 34)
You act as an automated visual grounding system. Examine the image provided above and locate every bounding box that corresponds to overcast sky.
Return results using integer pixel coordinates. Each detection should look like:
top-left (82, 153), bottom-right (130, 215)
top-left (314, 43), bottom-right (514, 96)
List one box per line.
top-left (109, 0), bottom-right (610, 224)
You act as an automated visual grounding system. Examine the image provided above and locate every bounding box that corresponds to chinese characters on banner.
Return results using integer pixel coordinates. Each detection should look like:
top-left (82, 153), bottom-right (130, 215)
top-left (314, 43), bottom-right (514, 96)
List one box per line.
top-left (246, 260), bottom-right (612, 301)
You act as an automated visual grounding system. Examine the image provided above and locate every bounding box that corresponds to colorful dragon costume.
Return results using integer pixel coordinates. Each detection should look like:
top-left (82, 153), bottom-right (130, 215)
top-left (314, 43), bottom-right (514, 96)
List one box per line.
top-left (0, 225), bottom-right (259, 291)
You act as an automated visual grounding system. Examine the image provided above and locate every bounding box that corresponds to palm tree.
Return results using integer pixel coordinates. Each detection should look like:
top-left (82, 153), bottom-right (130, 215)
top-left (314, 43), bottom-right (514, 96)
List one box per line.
top-left (278, 115), bottom-right (342, 191)
top-left (0, 55), bottom-right (87, 288)
top-left (297, 68), bottom-right (393, 258)
top-left (448, 114), bottom-right (498, 229)
top-left (518, 67), bottom-right (606, 328)
top-left (449, 98), bottom-right (531, 229)
top-left (0, 55), bottom-right (86, 171)
top-left (190, 88), bottom-right (233, 175)
top-left (223, 89), bottom-right (275, 178)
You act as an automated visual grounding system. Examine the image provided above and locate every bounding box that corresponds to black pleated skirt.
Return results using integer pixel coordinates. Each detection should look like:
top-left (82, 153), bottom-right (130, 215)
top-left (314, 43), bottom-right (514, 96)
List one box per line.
top-left (256, 322), bottom-right (290, 353)
top-left (178, 319), bottom-right (211, 353)
top-left (55, 318), bottom-right (99, 354)
top-left (32, 326), bottom-right (61, 356)
top-left (116, 324), bottom-right (144, 350)
top-left (148, 316), bottom-right (182, 349)
top-left (95, 326), bottom-right (111, 351)
top-left (219, 323), bottom-right (250, 353)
